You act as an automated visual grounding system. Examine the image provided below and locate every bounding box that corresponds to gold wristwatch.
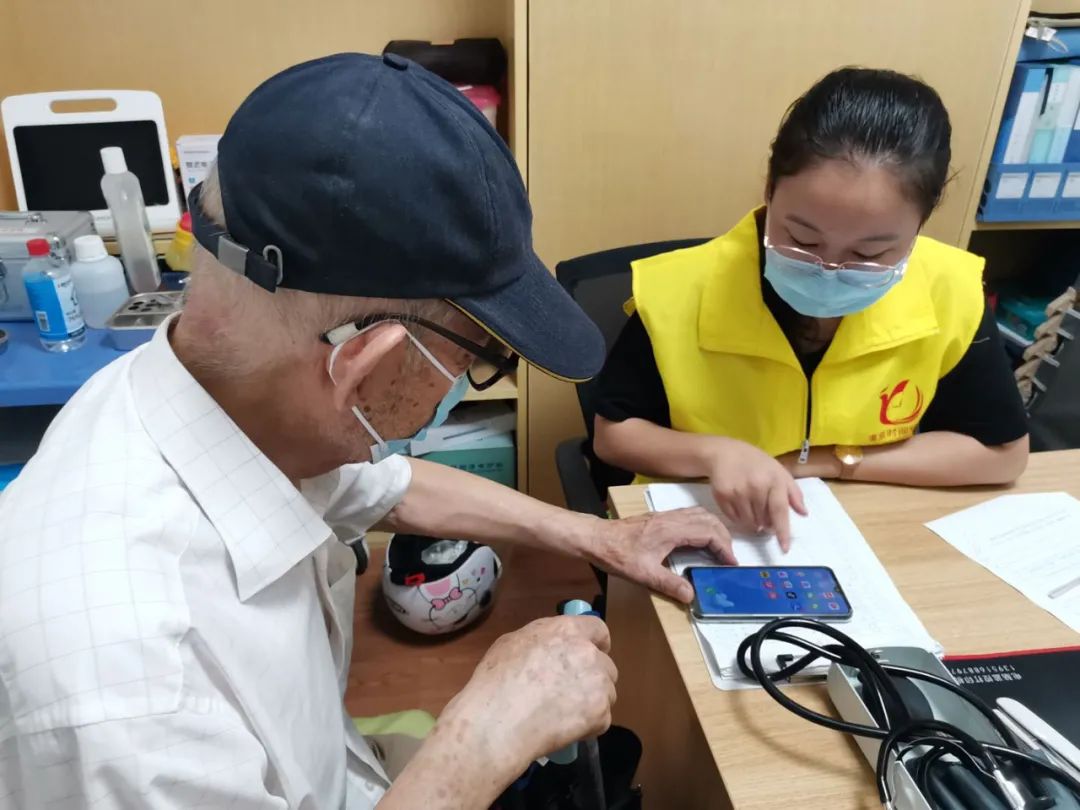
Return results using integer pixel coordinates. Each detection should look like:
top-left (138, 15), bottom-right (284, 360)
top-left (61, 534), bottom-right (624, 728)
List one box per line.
top-left (834, 445), bottom-right (863, 480)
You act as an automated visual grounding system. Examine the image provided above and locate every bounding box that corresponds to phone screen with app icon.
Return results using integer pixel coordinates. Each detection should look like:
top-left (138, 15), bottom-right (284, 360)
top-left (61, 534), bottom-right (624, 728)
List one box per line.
top-left (686, 566), bottom-right (852, 621)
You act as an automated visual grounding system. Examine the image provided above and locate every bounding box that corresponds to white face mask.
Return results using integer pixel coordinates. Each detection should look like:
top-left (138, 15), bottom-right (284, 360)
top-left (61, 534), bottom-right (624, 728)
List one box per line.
top-left (327, 323), bottom-right (469, 462)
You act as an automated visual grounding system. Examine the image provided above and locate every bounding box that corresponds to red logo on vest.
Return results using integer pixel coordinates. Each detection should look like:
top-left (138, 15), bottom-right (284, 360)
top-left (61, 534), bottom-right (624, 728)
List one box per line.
top-left (878, 379), bottom-right (924, 425)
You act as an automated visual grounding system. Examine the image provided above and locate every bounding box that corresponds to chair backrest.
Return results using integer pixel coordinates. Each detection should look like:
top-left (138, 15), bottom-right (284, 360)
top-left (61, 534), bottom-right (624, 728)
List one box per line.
top-left (555, 238), bottom-right (709, 493)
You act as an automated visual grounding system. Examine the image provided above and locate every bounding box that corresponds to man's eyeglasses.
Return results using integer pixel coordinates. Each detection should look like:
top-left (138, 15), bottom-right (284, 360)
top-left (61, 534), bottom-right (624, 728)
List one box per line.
top-left (321, 314), bottom-right (519, 391)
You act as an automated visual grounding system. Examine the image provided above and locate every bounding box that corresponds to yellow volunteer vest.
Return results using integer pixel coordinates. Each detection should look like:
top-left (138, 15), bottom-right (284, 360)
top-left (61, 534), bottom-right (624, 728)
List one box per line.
top-left (632, 208), bottom-right (985, 457)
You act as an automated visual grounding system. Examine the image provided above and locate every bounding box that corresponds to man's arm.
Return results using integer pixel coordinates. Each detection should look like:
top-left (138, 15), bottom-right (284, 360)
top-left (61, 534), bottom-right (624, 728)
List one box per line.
top-left (382, 457), bottom-right (593, 556)
top-left (378, 457), bottom-right (734, 603)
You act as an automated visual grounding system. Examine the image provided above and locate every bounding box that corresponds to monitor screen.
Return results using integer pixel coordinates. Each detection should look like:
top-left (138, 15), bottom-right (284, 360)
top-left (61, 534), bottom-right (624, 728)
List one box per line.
top-left (13, 120), bottom-right (170, 211)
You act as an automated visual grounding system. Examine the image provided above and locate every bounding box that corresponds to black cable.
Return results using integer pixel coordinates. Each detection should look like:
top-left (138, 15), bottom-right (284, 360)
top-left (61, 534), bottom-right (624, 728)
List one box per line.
top-left (739, 618), bottom-right (1080, 809)
top-left (925, 761), bottom-right (969, 810)
top-left (913, 745), bottom-right (963, 802)
top-left (737, 618), bottom-right (911, 737)
top-left (911, 742), bottom-right (939, 796)
top-left (983, 743), bottom-right (1080, 796)
top-left (736, 621), bottom-right (1017, 744)
top-left (880, 664), bottom-right (1018, 747)
top-left (875, 721), bottom-right (997, 805)
top-left (1032, 757), bottom-right (1080, 810)
top-left (940, 762), bottom-right (1012, 810)
top-left (913, 745), bottom-right (1010, 810)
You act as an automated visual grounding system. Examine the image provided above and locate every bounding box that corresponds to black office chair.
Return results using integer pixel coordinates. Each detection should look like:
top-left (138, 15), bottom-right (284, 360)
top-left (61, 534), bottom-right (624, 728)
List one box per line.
top-left (553, 237), bottom-right (709, 531)
top-left (1024, 273), bottom-right (1080, 451)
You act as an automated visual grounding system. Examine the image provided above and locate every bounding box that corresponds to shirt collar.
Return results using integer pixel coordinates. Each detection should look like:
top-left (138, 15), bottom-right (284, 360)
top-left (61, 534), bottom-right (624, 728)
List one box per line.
top-left (130, 316), bottom-right (333, 601)
top-left (698, 207), bottom-right (939, 366)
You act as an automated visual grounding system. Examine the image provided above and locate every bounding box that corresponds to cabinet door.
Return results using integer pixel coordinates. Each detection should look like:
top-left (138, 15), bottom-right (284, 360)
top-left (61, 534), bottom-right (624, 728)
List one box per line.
top-left (527, 0), bottom-right (1027, 503)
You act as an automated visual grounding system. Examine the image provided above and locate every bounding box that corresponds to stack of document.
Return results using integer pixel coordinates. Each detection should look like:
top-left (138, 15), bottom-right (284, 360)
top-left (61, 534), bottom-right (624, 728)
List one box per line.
top-left (925, 492), bottom-right (1080, 634)
top-left (647, 479), bottom-right (941, 690)
top-left (407, 402), bottom-right (515, 456)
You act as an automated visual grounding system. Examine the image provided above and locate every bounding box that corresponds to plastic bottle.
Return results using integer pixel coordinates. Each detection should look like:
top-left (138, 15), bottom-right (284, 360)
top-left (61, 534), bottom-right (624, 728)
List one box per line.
top-left (99, 146), bottom-right (161, 294)
top-left (70, 234), bottom-right (130, 329)
top-left (163, 212), bottom-right (194, 272)
top-left (22, 238), bottom-right (86, 352)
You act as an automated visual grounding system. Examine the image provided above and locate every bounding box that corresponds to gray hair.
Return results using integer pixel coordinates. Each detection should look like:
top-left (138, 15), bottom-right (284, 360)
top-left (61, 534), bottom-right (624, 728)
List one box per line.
top-left (183, 164), bottom-right (454, 377)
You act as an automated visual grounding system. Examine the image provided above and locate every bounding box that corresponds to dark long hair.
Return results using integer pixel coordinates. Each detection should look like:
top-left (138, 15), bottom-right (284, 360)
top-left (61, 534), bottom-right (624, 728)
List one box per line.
top-left (767, 67), bottom-right (952, 222)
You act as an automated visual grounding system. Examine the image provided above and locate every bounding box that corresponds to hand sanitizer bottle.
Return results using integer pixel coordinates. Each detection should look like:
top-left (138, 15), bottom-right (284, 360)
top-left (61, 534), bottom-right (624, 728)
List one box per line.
top-left (100, 146), bottom-right (161, 294)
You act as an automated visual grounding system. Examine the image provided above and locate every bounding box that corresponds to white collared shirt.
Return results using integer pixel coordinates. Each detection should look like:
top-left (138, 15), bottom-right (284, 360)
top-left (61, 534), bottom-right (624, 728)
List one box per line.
top-left (0, 321), bottom-right (412, 809)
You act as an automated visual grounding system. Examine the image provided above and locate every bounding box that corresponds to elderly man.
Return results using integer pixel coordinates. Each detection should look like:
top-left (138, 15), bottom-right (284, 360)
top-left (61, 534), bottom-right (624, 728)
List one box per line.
top-left (0, 54), bottom-right (733, 809)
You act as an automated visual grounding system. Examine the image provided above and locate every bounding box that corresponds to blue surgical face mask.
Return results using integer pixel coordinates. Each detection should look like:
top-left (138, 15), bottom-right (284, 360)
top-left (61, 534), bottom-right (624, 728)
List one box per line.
top-left (328, 326), bottom-right (470, 463)
top-left (763, 246), bottom-right (908, 318)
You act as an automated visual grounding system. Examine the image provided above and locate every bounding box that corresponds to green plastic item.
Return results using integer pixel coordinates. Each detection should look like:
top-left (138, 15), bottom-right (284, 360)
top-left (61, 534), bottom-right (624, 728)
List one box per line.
top-left (998, 295), bottom-right (1052, 341)
top-left (353, 709), bottom-right (436, 739)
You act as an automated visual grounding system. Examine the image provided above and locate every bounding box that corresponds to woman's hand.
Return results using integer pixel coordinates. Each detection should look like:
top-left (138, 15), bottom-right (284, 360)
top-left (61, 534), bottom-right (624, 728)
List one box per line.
top-left (592, 417), bottom-right (808, 549)
top-left (707, 437), bottom-right (807, 550)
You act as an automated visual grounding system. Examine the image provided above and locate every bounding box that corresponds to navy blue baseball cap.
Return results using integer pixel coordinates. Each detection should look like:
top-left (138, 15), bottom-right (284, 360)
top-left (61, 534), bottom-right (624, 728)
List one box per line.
top-left (188, 52), bottom-right (604, 382)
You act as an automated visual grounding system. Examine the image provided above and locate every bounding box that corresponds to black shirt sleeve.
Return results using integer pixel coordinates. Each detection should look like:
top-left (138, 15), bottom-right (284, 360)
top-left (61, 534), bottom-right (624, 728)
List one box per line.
top-left (592, 312), bottom-right (672, 428)
top-left (594, 298), bottom-right (1027, 445)
top-left (919, 300), bottom-right (1029, 445)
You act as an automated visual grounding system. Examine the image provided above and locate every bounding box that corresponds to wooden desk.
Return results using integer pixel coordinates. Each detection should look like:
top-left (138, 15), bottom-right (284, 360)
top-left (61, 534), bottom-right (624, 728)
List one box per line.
top-left (606, 450), bottom-right (1080, 809)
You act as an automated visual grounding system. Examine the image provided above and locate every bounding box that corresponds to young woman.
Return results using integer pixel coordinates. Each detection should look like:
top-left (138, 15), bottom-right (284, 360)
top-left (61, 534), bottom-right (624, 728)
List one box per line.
top-left (592, 67), bottom-right (1029, 546)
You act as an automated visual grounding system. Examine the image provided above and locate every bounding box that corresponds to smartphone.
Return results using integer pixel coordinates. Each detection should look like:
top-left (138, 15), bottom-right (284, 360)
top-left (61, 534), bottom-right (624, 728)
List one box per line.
top-left (686, 565), bottom-right (853, 621)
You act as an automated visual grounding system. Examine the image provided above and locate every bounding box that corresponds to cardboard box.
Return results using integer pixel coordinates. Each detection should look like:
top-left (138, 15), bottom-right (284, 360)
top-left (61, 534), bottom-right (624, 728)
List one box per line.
top-left (408, 402), bottom-right (515, 456)
top-left (421, 431), bottom-right (515, 488)
top-left (176, 135), bottom-right (221, 198)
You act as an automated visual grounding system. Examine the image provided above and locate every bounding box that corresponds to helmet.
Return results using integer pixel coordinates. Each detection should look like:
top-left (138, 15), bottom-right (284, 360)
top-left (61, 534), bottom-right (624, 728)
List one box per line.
top-left (382, 534), bottom-right (503, 635)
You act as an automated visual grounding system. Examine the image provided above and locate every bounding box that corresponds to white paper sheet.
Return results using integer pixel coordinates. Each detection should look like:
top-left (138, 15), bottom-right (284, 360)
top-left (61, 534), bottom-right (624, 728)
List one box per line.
top-left (925, 492), bottom-right (1080, 633)
top-left (647, 478), bottom-right (941, 689)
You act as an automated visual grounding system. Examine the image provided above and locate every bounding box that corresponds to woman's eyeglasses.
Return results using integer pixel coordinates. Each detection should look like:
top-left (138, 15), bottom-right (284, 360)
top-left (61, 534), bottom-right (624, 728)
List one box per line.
top-left (763, 234), bottom-right (909, 289)
top-left (321, 314), bottom-right (518, 391)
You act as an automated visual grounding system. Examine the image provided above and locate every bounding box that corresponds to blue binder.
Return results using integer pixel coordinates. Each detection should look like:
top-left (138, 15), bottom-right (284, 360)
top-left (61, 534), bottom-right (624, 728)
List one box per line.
top-left (979, 161), bottom-right (1080, 222)
top-left (1048, 64), bottom-right (1080, 162)
top-left (1064, 72), bottom-right (1080, 162)
top-left (1030, 65), bottom-right (1072, 162)
top-left (993, 64), bottom-right (1049, 164)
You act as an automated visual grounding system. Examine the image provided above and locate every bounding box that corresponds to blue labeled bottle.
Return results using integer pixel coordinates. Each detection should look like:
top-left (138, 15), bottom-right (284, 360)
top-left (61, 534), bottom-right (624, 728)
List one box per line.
top-left (23, 237), bottom-right (86, 352)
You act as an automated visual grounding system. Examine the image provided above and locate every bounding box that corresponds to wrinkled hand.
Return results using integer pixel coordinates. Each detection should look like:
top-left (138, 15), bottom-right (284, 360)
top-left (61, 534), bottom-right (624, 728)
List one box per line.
top-left (438, 617), bottom-right (617, 777)
top-left (708, 437), bottom-right (807, 550)
top-left (594, 507), bottom-right (735, 603)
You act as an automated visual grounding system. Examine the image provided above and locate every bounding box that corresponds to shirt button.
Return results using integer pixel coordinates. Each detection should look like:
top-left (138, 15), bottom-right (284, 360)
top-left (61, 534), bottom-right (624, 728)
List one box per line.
top-left (382, 53), bottom-right (409, 71)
